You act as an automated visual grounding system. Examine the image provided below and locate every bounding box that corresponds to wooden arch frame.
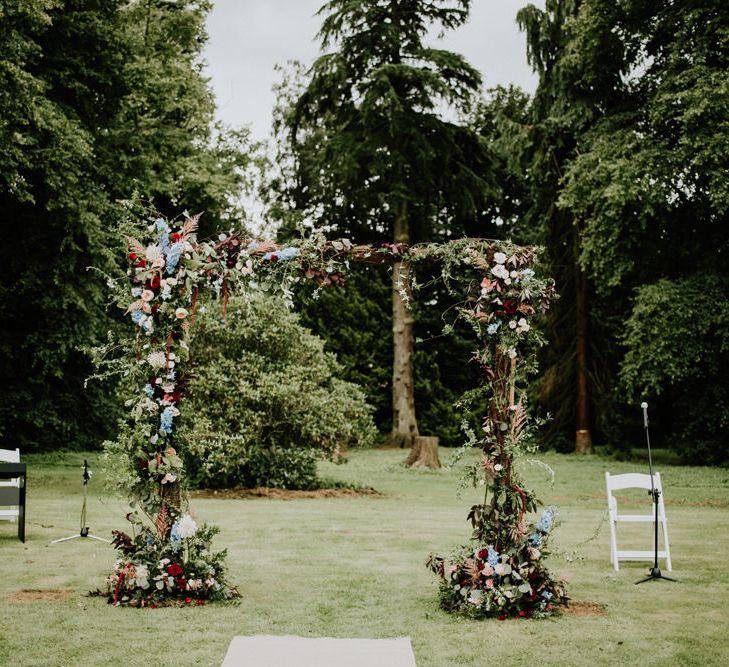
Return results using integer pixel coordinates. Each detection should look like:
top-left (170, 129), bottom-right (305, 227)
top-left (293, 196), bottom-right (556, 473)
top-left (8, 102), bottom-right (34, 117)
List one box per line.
top-left (99, 212), bottom-right (566, 615)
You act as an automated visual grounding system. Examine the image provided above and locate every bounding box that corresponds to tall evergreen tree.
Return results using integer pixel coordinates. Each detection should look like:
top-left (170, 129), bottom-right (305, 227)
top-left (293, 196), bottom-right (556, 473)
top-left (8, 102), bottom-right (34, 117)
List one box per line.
top-left (558, 0), bottom-right (729, 462)
top-left (284, 0), bottom-right (494, 447)
top-left (0, 0), bottom-right (253, 451)
top-left (513, 0), bottom-right (625, 453)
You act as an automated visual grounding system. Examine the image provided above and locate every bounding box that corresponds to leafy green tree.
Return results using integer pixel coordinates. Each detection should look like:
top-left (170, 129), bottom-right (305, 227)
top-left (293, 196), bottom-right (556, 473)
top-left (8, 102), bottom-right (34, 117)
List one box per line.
top-left (280, 0), bottom-right (495, 447)
top-left (511, 0), bottom-right (626, 453)
top-left (0, 0), bottom-right (254, 452)
top-left (557, 0), bottom-right (729, 461)
top-left (185, 295), bottom-right (377, 488)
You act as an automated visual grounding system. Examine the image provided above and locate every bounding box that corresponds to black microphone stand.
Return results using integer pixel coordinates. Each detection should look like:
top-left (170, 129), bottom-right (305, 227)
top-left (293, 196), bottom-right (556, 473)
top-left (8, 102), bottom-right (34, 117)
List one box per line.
top-left (51, 460), bottom-right (110, 544)
top-left (636, 403), bottom-right (676, 584)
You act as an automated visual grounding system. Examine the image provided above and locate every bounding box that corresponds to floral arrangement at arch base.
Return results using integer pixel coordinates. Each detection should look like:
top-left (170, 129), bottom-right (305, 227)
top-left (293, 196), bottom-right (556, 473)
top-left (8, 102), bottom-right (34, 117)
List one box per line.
top-left (412, 244), bottom-right (569, 618)
top-left (106, 513), bottom-right (235, 607)
top-left (426, 508), bottom-right (566, 619)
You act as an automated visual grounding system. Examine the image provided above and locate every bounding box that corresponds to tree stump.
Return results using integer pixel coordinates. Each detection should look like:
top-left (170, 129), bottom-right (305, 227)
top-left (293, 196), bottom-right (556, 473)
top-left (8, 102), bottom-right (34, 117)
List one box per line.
top-left (404, 436), bottom-right (441, 469)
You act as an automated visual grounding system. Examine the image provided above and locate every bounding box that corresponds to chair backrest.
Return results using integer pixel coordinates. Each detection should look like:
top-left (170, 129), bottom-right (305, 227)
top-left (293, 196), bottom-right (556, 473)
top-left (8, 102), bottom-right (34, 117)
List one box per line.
top-left (606, 472), bottom-right (662, 494)
top-left (0, 448), bottom-right (20, 489)
top-left (0, 448), bottom-right (20, 463)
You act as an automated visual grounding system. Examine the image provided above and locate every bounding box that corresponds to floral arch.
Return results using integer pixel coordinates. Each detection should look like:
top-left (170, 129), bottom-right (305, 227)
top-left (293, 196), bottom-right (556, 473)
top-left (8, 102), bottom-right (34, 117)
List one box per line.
top-left (99, 211), bottom-right (567, 617)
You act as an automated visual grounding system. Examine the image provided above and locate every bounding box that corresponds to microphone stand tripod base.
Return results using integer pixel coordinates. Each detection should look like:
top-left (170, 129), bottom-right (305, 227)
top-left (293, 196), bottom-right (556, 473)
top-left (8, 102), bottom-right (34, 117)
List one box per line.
top-left (51, 530), bottom-right (111, 545)
top-left (635, 567), bottom-right (677, 584)
top-left (50, 460), bottom-right (111, 545)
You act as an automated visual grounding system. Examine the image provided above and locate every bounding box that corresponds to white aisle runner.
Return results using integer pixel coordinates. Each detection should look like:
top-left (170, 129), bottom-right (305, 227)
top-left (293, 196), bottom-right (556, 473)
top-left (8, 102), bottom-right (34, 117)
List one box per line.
top-left (221, 635), bottom-right (417, 667)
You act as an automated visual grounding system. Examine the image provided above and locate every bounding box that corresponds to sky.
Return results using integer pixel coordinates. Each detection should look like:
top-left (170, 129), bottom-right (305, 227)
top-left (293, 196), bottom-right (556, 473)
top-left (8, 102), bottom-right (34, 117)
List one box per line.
top-left (202, 0), bottom-right (543, 142)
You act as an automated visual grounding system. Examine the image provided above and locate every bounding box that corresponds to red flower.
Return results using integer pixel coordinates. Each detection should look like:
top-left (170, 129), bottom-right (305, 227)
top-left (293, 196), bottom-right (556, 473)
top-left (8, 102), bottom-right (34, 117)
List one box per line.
top-left (195, 599), bottom-right (206, 606)
top-left (495, 309), bottom-right (505, 317)
top-left (167, 563), bottom-right (183, 577)
top-left (149, 275), bottom-right (161, 290)
top-left (176, 578), bottom-right (187, 590)
top-left (170, 233), bottom-right (182, 243)
top-left (504, 299), bottom-right (518, 315)
top-left (269, 254), bottom-right (279, 262)
top-left (518, 610), bottom-right (528, 617)
top-left (184, 597), bottom-right (192, 604)
top-left (497, 614), bottom-right (508, 621)
top-left (128, 253), bottom-right (138, 261)
top-left (136, 259), bottom-right (147, 268)
top-left (476, 548), bottom-right (489, 561)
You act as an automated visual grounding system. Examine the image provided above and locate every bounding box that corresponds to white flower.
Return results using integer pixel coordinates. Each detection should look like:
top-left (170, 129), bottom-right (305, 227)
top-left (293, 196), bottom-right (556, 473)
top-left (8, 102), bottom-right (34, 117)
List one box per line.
top-left (175, 307), bottom-right (188, 319)
top-left (493, 251), bottom-right (507, 264)
top-left (147, 351), bottom-right (167, 369)
top-left (175, 514), bottom-right (198, 539)
top-left (187, 579), bottom-right (203, 591)
top-left (507, 348), bottom-right (517, 359)
top-left (152, 256), bottom-right (165, 269)
top-left (468, 589), bottom-right (483, 605)
top-left (133, 564), bottom-right (150, 589)
top-left (145, 245), bottom-right (163, 262)
top-left (494, 463), bottom-right (503, 472)
top-left (491, 264), bottom-right (509, 280)
top-left (509, 320), bottom-right (517, 329)
top-left (166, 277), bottom-right (178, 286)
top-left (161, 473), bottom-right (177, 484)
top-left (240, 259), bottom-right (254, 276)
top-left (131, 288), bottom-right (142, 297)
top-left (510, 270), bottom-right (518, 278)
top-left (516, 318), bottom-right (530, 333)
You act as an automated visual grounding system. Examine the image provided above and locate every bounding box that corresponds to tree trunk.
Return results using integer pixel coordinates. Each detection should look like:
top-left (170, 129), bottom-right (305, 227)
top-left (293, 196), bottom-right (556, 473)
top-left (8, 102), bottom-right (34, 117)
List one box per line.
top-left (390, 204), bottom-right (419, 448)
top-left (404, 436), bottom-right (441, 469)
top-left (575, 261), bottom-right (593, 454)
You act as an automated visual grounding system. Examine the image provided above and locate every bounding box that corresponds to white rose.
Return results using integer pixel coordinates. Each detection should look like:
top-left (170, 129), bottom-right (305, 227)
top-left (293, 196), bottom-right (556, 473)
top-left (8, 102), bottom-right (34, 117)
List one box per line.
top-left (176, 515), bottom-right (198, 539)
top-left (175, 307), bottom-right (188, 319)
top-left (145, 244), bottom-right (163, 262)
top-left (493, 251), bottom-right (507, 264)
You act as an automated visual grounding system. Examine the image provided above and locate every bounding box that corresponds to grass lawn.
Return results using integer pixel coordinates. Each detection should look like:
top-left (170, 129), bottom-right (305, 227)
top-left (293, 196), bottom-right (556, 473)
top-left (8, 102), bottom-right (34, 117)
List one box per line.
top-left (1, 448), bottom-right (728, 666)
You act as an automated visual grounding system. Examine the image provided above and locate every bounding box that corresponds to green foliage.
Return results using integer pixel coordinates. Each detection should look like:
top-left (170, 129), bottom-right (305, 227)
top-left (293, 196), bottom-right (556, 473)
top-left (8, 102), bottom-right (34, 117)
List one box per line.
top-left (295, 267), bottom-right (477, 446)
top-left (185, 435), bottom-right (320, 490)
top-left (185, 294), bottom-right (377, 488)
top-left (554, 0), bottom-right (729, 459)
top-left (282, 0), bottom-right (494, 241)
top-left (0, 0), bottom-right (255, 452)
top-left (620, 275), bottom-right (729, 464)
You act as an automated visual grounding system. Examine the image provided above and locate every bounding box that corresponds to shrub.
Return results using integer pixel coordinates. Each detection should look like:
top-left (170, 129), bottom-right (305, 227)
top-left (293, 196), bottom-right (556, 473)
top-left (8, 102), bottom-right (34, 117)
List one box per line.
top-left (184, 294), bottom-right (377, 488)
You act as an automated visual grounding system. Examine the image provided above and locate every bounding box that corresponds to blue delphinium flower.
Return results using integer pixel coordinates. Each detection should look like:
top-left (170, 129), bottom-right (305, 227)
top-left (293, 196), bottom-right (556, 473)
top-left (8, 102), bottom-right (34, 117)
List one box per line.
top-left (486, 546), bottom-right (499, 567)
top-left (487, 322), bottom-right (501, 335)
top-left (537, 508), bottom-right (554, 533)
top-left (541, 590), bottom-right (553, 601)
top-left (155, 219), bottom-right (170, 233)
top-left (143, 384), bottom-right (155, 398)
top-left (131, 311), bottom-right (145, 325)
top-left (262, 247), bottom-right (299, 261)
top-left (170, 522), bottom-right (182, 549)
top-left (145, 532), bottom-right (155, 547)
top-left (166, 242), bottom-right (184, 274)
top-left (529, 532), bottom-right (542, 547)
top-left (160, 406), bottom-right (176, 434)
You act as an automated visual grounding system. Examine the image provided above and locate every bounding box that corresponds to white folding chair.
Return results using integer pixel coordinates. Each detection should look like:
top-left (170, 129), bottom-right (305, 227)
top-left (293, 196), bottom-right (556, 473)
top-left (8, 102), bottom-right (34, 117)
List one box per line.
top-left (0, 448), bottom-right (21, 522)
top-left (605, 471), bottom-right (672, 571)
